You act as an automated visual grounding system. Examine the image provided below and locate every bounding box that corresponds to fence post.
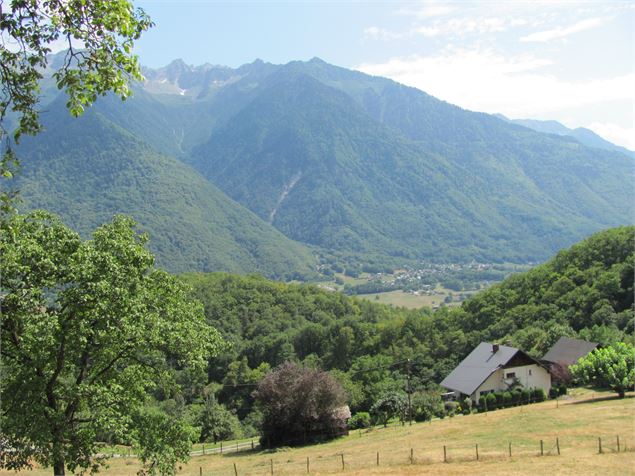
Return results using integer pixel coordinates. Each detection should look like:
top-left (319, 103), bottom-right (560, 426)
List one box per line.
top-left (540, 440), bottom-right (543, 456)
top-left (233, 462), bottom-right (238, 476)
top-left (508, 442), bottom-right (512, 458)
top-left (617, 435), bottom-right (620, 453)
top-left (202, 444), bottom-right (205, 455)
top-left (236, 442), bottom-right (239, 452)
top-left (475, 443), bottom-right (479, 461)
top-left (598, 437), bottom-right (602, 454)
top-left (270, 459), bottom-right (273, 475)
top-left (556, 438), bottom-right (560, 455)
top-left (410, 448), bottom-right (414, 464)
top-left (376, 451), bottom-right (379, 466)
top-left (443, 445), bottom-right (447, 463)
top-left (307, 457), bottom-right (309, 473)
top-left (251, 439), bottom-right (254, 450)
top-left (220, 442), bottom-right (223, 454)
top-left (199, 467), bottom-right (202, 476)
top-left (341, 453), bottom-right (345, 470)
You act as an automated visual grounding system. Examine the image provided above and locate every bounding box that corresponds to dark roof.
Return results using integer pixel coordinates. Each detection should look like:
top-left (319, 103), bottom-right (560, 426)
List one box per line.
top-left (440, 342), bottom-right (537, 396)
top-left (542, 337), bottom-right (598, 366)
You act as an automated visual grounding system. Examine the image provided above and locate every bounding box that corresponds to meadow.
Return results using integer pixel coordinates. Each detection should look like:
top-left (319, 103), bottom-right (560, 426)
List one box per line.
top-left (7, 388), bottom-right (634, 476)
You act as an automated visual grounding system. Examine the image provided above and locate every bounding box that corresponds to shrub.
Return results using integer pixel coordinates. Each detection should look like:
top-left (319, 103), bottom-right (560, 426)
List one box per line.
top-left (444, 401), bottom-right (459, 417)
top-left (461, 397), bottom-right (473, 415)
top-left (485, 392), bottom-right (497, 410)
top-left (549, 387), bottom-right (559, 399)
top-left (502, 391), bottom-right (512, 408)
top-left (494, 391), bottom-right (504, 405)
top-left (521, 388), bottom-right (531, 404)
top-left (411, 392), bottom-right (443, 422)
top-left (348, 412), bottom-right (371, 429)
top-left (533, 388), bottom-right (546, 402)
top-left (512, 389), bottom-right (522, 405)
top-left (254, 362), bottom-right (347, 447)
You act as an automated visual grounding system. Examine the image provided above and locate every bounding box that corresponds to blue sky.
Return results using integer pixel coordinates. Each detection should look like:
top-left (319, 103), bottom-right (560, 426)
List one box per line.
top-left (134, 1), bottom-right (634, 149)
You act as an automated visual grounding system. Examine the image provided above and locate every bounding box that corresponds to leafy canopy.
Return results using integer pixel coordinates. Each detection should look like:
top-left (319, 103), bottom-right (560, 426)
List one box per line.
top-left (570, 342), bottom-right (635, 398)
top-left (0, 0), bottom-right (152, 206)
top-left (0, 211), bottom-right (223, 475)
top-left (254, 362), bottom-right (347, 447)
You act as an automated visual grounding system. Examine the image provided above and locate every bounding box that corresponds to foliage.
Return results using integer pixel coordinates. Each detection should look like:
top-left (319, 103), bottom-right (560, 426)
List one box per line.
top-left (459, 226), bottom-right (634, 349)
top-left (0, 211), bottom-right (222, 475)
top-left (570, 342), bottom-right (635, 398)
top-left (411, 391), bottom-right (444, 422)
top-left (13, 103), bottom-right (317, 278)
top-left (185, 59), bottom-right (633, 266)
top-left (348, 412), bottom-right (371, 430)
top-left (196, 395), bottom-right (243, 444)
top-left (132, 408), bottom-right (196, 476)
top-left (1, 0), bottom-right (152, 205)
top-left (532, 388), bottom-right (546, 403)
top-left (253, 362), bottom-right (347, 447)
top-left (502, 391), bottom-right (512, 407)
top-left (370, 392), bottom-right (407, 427)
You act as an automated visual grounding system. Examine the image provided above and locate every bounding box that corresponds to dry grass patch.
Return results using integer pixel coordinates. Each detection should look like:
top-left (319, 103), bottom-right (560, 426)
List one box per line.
top-left (4, 389), bottom-right (634, 476)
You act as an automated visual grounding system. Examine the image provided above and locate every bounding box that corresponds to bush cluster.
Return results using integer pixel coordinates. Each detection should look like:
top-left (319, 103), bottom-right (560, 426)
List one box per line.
top-left (477, 387), bottom-right (550, 412)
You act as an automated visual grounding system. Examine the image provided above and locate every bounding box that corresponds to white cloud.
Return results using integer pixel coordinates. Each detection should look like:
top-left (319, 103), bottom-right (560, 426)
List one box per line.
top-left (520, 17), bottom-right (606, 42)
top-left (397, 1), bottom-right (456, 19)
top-left (586, 122), bottom-right (635, 151)
top-left (355, 50), bottom-right (634, 148)
top-left (413, 17), bottom-right (508, 37)
top-left (363, 26), bottom-right (404, 41)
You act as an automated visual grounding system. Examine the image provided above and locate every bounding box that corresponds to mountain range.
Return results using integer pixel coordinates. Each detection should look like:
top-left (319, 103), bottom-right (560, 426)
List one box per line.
top-left (494, 114), bottom-right (634, 159)
top-left (10, 55), bottom-right (634, 276)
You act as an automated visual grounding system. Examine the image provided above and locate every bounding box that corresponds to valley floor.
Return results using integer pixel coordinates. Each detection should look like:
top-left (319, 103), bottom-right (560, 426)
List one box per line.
top-left (7, 388), bottom-right (634, 476)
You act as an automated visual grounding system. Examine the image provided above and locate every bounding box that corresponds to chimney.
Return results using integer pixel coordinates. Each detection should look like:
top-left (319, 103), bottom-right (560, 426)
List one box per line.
top-left (492, 343), bottom-right (499, 353)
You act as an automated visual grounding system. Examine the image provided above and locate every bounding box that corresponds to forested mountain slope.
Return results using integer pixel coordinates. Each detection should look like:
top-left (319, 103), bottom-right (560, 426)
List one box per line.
top-left (20, 55), bottom-right (635, 271)
top-left (186, 59), bottom-right (634, 264)
top-left (181, 226), bottom-right (634, 418)
top-left (14, 98), bottom-right (317, 278)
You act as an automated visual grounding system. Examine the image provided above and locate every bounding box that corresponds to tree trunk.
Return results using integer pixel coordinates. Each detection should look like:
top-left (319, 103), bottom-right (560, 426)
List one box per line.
top-left (53, 459), bottom-right (65, 476)
top-left (617, 388), bottom-right (625, 398)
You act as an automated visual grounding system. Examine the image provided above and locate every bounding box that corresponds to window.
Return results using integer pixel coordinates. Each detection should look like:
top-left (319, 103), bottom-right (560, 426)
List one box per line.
top-left (505, 372), bottom-right (516, 379)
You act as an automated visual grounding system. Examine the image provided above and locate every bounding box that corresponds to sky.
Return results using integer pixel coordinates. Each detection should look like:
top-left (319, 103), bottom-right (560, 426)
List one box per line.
top-left (133, 1), bottom-right (635, 150)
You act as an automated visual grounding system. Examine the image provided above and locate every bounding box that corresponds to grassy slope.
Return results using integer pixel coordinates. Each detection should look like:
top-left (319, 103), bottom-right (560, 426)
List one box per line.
top-left (7, 389), bottom-right (633, 475)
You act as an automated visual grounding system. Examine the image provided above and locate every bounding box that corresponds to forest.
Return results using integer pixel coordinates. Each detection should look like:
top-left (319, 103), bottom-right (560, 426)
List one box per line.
top-left (167, 225), bottom-right (634, 441)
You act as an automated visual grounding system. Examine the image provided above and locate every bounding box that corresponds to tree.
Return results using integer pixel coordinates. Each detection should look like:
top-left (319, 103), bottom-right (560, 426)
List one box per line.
top-left (0, 211), bottom-right (223, 475)
top-left (253, 362), bottom-right (347, 447)
top-left (370, 392), bottom-right (407, 427)
top-left (196, 394), bottom-right (242, 444)
top-left (570, 342), bottom-right (635, 398)
top-left (1, 0), bottom-right (152, 205)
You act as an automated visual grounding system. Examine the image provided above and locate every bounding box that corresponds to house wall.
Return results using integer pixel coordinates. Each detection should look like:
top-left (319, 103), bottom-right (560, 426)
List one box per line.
top-left (470, 365), bottom-right (551, 403)
top-left (504, 363), bottom-right (551, 392)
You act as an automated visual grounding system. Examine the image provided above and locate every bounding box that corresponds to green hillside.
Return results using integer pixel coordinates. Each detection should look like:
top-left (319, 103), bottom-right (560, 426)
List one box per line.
top-left (20, 56), bottom-right (635, 272)
top-left (188, 61), bottom-right (634, 265)
top-left (179, 226), bottom-right (634, 421)
top-left (13, 99), bottom-right (317, 279)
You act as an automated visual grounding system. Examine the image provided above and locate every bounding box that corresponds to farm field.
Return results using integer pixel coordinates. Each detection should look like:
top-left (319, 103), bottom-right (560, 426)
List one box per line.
top-left (357, 289), bottom-right (476, 309)
top-left (8, 389), bottom-right (634, 476)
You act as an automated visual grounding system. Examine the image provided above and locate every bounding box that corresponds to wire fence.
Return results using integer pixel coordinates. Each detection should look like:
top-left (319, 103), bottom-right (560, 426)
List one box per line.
top-left (183, 433), bottom-right (635, 476)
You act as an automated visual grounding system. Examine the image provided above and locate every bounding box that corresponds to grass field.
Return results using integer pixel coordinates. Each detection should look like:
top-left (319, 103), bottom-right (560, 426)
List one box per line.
top-left (7, 389), bottom-right (634, 476)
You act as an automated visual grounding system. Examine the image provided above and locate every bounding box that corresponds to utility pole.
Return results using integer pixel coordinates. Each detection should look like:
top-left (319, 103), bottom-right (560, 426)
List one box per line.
top-left (407, 359), bottom-right (412, 426)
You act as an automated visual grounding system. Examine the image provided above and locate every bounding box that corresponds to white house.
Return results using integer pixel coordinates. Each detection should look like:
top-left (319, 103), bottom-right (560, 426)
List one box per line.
top-left (440, 342), bottom-right (551, 403)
